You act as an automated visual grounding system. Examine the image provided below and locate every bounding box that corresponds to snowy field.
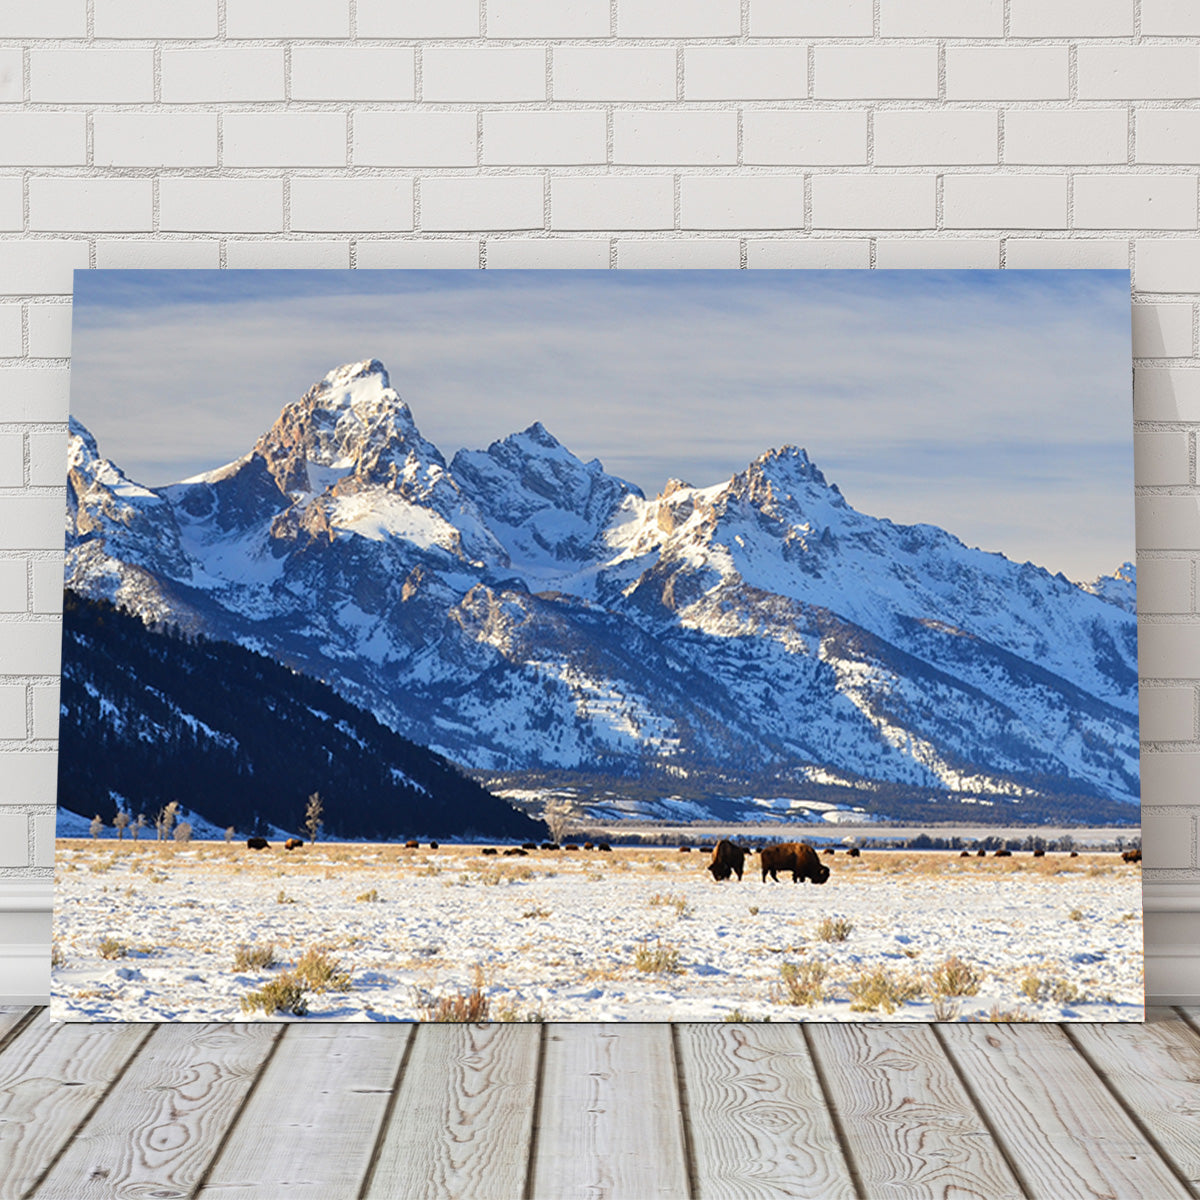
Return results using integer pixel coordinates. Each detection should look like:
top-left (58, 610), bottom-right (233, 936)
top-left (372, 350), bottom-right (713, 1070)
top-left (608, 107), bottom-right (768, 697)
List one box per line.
top-left (51, 838), bottom-right (1144, 1023)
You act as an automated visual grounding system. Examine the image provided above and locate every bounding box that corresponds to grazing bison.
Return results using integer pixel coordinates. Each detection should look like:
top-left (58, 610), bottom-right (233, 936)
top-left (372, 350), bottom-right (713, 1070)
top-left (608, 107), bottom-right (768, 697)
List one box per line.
top-left (1032, 848), bottom-right (1045, 857)
top-left (246, 837), bottom-right (268, 850)
top-left (760, 842), bottom-right (830, 885)
top-left (429, 841), bottom-right (439, 850)
top-left (564, 844), bottom-right (580, 851)
top-left (522, 842), bottom-right (539, 851)
top-left (1122, 848), bottom-right (1142, 864)
top-left (540, 842), bottom-right (559, 851)
top-left (847, 847), bottom-right (861, 858)
top-left (976, 848), bottom-right (987, 857)
top-left (994, 848), bottom-right (1012, 858)
top-left (706, 839), bottom-right (747, 882)
top-left (1069, 850), bottom-right (1079, 857)
top-left (481, 847), bottom-right (498, 856)
top-left (678, 845), bottom-right (692, 853)
top-left (822, 847), bottom-right (836, 856)
top-left (959, 850), bottom-right (971, 857)
top-left (597, 842), bottom-right (612, 852)
top-left (583, 841), bottom-right (594, 850)
top-left (503, 847), bottom-right (528, 857)
top-left (284, 837), bottom-right (303, 851)
top-left (405, 840), bottom-right (420, 849)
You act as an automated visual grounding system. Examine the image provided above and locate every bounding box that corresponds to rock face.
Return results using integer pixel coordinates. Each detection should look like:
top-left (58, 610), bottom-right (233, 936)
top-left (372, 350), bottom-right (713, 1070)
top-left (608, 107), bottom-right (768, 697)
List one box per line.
top-left (64, 359), bottom-right (1140, 818)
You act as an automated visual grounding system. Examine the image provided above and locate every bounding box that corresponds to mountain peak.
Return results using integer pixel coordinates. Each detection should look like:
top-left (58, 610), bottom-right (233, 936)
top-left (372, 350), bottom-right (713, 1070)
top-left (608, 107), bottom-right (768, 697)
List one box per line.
top-left (321, 359), bottom-right (390, 392)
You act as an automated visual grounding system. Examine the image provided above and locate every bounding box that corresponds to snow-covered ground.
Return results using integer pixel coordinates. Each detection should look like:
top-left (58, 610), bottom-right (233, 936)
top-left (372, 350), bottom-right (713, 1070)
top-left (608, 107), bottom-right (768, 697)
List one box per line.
top-left (51, 839), bottom-right (1144, 1023)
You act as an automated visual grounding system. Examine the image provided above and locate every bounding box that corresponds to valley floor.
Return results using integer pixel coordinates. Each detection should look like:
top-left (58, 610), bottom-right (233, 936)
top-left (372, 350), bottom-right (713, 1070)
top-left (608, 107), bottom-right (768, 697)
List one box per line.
top-left (50, 839), bottom-right (1144, 1023)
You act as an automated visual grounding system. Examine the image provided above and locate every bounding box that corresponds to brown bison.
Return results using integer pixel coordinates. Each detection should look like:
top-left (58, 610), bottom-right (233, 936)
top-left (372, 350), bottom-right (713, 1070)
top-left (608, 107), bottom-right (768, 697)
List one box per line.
top-left (405, 840), bottom-right (420, 849)
top-left (246, 837), bottom-right (268, 850)
top-left (429, 841), bottom-right (439, 850)
top-left (994, 848), bottom-right (1012, 858)
top-left (959, 850), bottom-right (971, 857)
top-left (597, 842), bottom-right (612, 852)
top-left (481, 847), bottom-right (498, 856)
top-left (284, 837), bottom-right (303, 851)
top-left (706, 839), bottom-right (747, 882)
top-left (760, 842), bottom-right (830, 885)
top-left (1032, 848), bottom-right (1045, 857)
top-left (1122, 848), bottom-right (1142, 864)
top-left (847, 847), bottom-right (861, 858)
top-left (976, 848), bottom-right (987, 857)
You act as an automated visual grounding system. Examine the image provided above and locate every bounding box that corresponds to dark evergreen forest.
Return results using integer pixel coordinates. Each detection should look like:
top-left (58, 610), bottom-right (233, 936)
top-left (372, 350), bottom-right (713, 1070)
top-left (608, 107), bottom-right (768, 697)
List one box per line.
top-left (58, 590), bottom-right (545, 841)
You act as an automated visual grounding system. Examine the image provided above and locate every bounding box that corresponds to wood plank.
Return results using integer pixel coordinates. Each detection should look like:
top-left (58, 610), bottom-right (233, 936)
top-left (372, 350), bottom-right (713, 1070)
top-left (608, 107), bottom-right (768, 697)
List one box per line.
top-left (364, 1022), bottom-right (539, 1200)
top-left (675, 1023), bottom-right (855, 1200)
top-left (808, 1023), bottom-right (1024, 1200)
top-left (939, 1023), bottom-right (1192, 1200)
top-left (197, 1024), bottom-right (413, 1199)
top-left (0, 1006), bottom-right (35, 1050)
top-left (1067, 1017), bottom-right (1200, 1194)
top-left (529, 1024), bottom-right (689, 1200)
top-left (0, 1010), bottom-right (151, 1200)
top-left (30, 1022), bottom-right (282, 1200)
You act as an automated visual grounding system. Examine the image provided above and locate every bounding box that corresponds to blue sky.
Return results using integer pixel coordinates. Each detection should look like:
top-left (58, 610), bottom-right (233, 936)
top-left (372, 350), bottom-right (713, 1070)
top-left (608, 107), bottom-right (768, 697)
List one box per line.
top-left (70, 268), bottom-right (1133, 583)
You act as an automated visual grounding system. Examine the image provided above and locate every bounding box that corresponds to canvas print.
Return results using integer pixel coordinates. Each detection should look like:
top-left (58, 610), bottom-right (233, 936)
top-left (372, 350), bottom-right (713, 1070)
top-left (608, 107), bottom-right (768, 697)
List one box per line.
top-left (52, 269), bottom-right (1142, 1022)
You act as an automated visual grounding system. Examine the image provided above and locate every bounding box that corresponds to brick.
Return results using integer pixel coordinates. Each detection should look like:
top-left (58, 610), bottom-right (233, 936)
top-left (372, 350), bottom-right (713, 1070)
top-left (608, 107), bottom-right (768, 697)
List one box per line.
top-left (614, 110), bottom-right (737, 166)
top-left (31, 684), bottom-right (58, 740)
top-left (488, 0), bottom-right (609, 38)
top-left (0, 686), bottom-right (24, 739)
top-left (94, 0), bottom-right (217, 37)
top-left (1138, 497), bottom-right (1200, 549)
top-left (0, 370), bottom-right (69, 421)
top-left (421, 176), bottom-right (542, 232)
top-left (1009, 0), bottom-right (1132, 36)
top-left (1136, 241), bottom-right (1200, 294)
top-left (31, 559), bottom-right (63, 613)
top-left (0, 814), bottom-right (27, 863)
top-left (357, 0), bottom-right (478, 36)
top-left (95, 241), bottom-right (220, 269)
top-left (225, 241), bottom-right (350, 269)
top-left (1140, 686), bottom-right (1196, 741)
top-left (1141, 0), bottom-right (1200, 36)
top-left (291, 178), bottom-right (413, 233)
top-left (93, 113), bottom-right (218, 168)
top-left (875, 239), bottom-right (1000, 269)
top-left (355, 112), bottom-right (477, 167)
top-left (0, 561), bottom-right (25, 612)
top-left (811, 175), bottom-right (936, 229)
top-left (0, 114), bottom-right (86, 166)
top-left (1005, 109), bottom-right (1127, 166)
top-left (0, 243), bottom-right (88, 295)
top-left (225, 0), bottom-right (349, 38)
top-left (684, 47), bottom-right (808, 101)
top-left (159, 178), bottom-right (283, 233)
top-left (874, 110), bottom-right (997, 166)
top-left (618, 0), bottom-right (739, 37)
top-left (551, 176), bottom-right (673, 231)
top-left (1138, 558), bottom-right (1192, 614)
top-left (1136, 431), bottom-right (1191, 486)
top-left (0, 622), bottom-right (60, 675)
top-left (1140, 622), bottom-right (1200, 676)
top-left (0, 179), bottom-right (21, 231)
top-left (681, 176), bottom-right (804, 230)
top-left (2, 0), bottom-right (86, 36)
top-left (356, 241), bottom-right (480, 269)
top-left (1143, 811), bottom-right (1194, 867)
top-left (0, 500), bottom-right (62, 551)
top-left (0, 52), bottom-right (21, 105)
top-left (29, 432), bottom-right (66, 487)
top-left (290, 48), bottom-right (415, 102)
top-left (0, 751), bottom-right (59, 806)
top-left (1005, 239), bottom-right (1128, 269)
top-left (750, 0), bottom-right (871, 36)
top-left (0, 436), bottom-right (22, 487)
top-left (814, 47), bottom-right (938, 100)
top-left (1074, 176), bottom-right (1196, 232)
top-left (946, 48), bottom-right (1069, 101)
top-left (27, 305), bottom-right (70, 359)
top-left (1137, 110), bottom-right (1200, 166)
top-left (223, 114), bottom-right (347, 168)
top-left (742, 111), bottom-right (866, 166)
top-left (0, 307), bottom-right (20, 357)
top-left (1135, 368), bottom-right (1200, 421)
top-left (30, 50), bottom-right (153, 104)
top-left (161, 49), bottom-right (285, 104)
top-left (942, 175), bottom-right (1068, 229)
top-left (422, 49), bottom-right (546, 103)
top-left (616, 240), bottom-right (741, 269)
top-left (483, 111), bottom-right (608, 166)
top-left (30, 179), bottom-right (151, 233)
top-left (1078, 48), bottom-right (1200, 101)
top-left (485, 239), bottom-right (610, 268)
top-left (553, 47), bottom-right (676, 102)
top-left (880, 0), bottom-right (1002, 36)
top-left (1133, 304), bottom-right (1194, 359)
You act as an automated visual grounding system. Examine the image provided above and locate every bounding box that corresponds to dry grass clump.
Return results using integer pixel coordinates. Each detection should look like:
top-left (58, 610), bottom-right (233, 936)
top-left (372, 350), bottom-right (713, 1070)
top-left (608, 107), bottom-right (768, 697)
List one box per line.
top-left (633, 938), bottom-right (683, 974)
top-left (417, 966), bottom-right (490, 1021)
top-left (648, 892), bottom-right (692, 918)
top-left (930, 956), bottom-right (982, 998)
top-left (777, 960), bottom-right (828, 1006)
top-left (50, 942), bottom-right (66, 969)
top-left (1020, 972), bottom-right (1083, 1005)
top-left (816, 916), bottom-right (853, 943)
top-left (241, 975), bottom-right (308, 1016)
top-left (847, 965), bottom-right (924, 1014)
top-left (233, 942), bottom-right (276, 971)
top-left (521, 906), bottom-right (552, 919)
top-left (355, 888), bottom-right (380, 903)
top-left (970, 1006), bottom-right (1037, 1023)
top-left (97, 936), bottom-right (128, 960)
top-left (276, 889), bottom-right (296, 904)
top-left (293, 947), bottom-right (352, 993)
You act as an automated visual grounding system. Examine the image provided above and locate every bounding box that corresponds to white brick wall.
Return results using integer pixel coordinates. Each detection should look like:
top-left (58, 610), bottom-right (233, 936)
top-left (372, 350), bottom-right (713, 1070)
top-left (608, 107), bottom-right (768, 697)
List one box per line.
top-left (0, 0), bottom-right (1197, 1002)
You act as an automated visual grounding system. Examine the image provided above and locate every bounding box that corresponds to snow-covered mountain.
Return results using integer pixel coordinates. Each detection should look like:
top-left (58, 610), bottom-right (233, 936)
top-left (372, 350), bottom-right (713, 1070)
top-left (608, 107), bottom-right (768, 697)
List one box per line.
top-left (64, 359), bottom-right (1140, 818)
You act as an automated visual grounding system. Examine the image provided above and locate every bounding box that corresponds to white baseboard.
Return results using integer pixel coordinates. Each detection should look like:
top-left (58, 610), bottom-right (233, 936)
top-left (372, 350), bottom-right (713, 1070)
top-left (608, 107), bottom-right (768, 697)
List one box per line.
top-left (0, 944), bottom-right (49, 1004)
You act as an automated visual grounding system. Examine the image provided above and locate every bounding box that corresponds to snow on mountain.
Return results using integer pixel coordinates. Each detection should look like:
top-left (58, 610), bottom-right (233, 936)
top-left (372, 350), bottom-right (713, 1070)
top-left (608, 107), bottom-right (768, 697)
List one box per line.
top-left (63, 359), bottom-right (1141, 818)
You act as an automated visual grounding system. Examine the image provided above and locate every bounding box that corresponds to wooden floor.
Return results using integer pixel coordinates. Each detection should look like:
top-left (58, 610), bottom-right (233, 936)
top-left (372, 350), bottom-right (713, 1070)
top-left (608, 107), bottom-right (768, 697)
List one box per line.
top-left (1, 1008), bottom-right (1199, 1199)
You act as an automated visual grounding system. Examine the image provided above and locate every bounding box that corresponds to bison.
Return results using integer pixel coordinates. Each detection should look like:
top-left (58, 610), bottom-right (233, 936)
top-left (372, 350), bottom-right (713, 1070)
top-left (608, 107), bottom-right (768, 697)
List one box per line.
top-left (760, 842), bottom-right (830, 885)
top-left (847, 847), bottom-right (861, 858)
top-left (522, 842), bottom-right (539, 851)
top-left (1032, 848), bottom-right (1045, 857)
top-left (405, 840), bottom-right (420, 849)
top-left (994, 848), bottom-right (1012, 858)
top-left (284, 837), bottom-right (303, 851)
top-left (246, 837), bottom-right (268, 850)
top-left (822, 847), bottom-right (836, 856)
top-left (481, 847), bottom-right (498, 856)
top-left (429, 841), bottom-right (439, 850)
top-left (503, 847), bottom-right (528, 857)
top-left (976, 848), bottom-right (987, 857)
top-left (597, 842), bottom-right (613, 852)
top-left (540, 842), bottom-right (559, 851)
top-left (959, 850), bottom-right (971, 857)
top-left (706, 839), bottom-right (746, 882)
top-left (1122, 848), bottom-right (1142, 864)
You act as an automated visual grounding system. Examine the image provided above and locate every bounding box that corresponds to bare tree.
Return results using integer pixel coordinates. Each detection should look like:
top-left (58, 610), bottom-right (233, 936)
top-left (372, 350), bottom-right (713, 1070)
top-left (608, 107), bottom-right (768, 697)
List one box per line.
top-left (89, 814), bottom-right (103, 839)
top-left (304, 792), bottom-right (324, 844)
top-left (173, 822), bottom-right (193, 844)
top-left (132, 813), bottom-right (147, 841)
top-left (224, 826), bottom-right (235, 843)
top-left (542, 797), bottom-right (574, 843)
top-left (156, 801), bottom-right (179, 842)
top-left (113, 811), bottom-right (130, 841)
